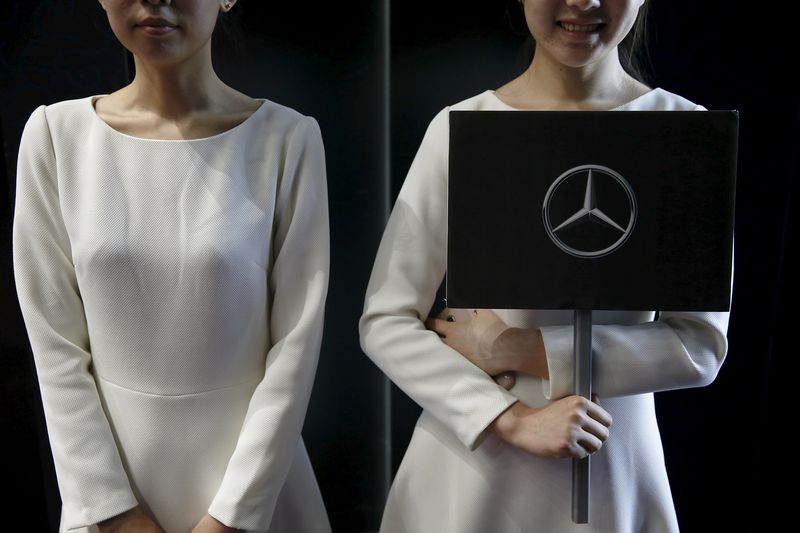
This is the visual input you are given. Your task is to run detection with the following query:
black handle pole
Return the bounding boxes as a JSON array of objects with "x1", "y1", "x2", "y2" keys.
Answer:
[{"x1": 572, "y1": 309, "x2": 593, "y2": 523}]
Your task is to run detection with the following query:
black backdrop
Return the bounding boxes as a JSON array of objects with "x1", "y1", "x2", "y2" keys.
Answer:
[{"x1": 1, "y1": 1, "x2": 795, "y2": 532}]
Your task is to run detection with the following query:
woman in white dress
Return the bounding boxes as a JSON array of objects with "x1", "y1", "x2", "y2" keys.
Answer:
[
  {"x1": 13, "y1": 1, "x2": 330, "y2": 532},
  {"x1": 360, "y1": 1, "x2": 730, "y2": 531}
]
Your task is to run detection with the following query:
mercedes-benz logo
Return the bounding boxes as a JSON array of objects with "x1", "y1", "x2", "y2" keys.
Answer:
[{"x1": 542, "y1": 164, "x2": 637, "y2": 258}]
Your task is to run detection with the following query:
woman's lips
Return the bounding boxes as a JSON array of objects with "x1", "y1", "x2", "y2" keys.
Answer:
[
  {"x1": 136, "y1": 18, "x2": 178, "y2": 36},
  {"x1": 557, "y1": 21, "x2": 604, "y2": 33},
  {"x1": 137, "y1": 25, "x2": 177, "y2": 35},
  {"x1": 556, "y1": 21, "x2": 605, "y2": 40},
  {"x1": 560, "y1": 22, "x2": 600, "y2": 32}
]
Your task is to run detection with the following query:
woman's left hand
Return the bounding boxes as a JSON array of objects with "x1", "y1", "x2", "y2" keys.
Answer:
[
  {"x1": 426, "y1": 308, "x2": 513, "y2": 375},
  {"x1": 191, "y1": 514, "x2": 243, "y2": 533},
  {"x1": 426, "y1": 308, "x2": 549, "y2": 381}
]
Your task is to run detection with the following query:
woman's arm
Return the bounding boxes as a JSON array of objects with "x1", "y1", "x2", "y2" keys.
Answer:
[
  {"x1": 205, "y1": 116, "x2": 329, "y2": 530},
  {"x1": 429, "y1": 308, "x2": 729, "y2": 400},
  {"x1": 540, "y1": 311, "x2": 729, "y2": 400},
  {"x1": 359, "y1": 108, "x2": 521, "y2": 450},
  {"x1": 13, "y1": 106, "x2": 139, "y2": 528}
]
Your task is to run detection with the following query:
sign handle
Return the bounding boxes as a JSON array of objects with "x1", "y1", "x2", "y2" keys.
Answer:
[{"x1": 572, "y1": 309, "x2": 593, "y2": 523}]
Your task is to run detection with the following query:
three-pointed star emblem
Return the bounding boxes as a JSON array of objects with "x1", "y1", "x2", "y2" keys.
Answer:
[{"x1": 542, "y1": 164, "x2": 638, "y2": 258}]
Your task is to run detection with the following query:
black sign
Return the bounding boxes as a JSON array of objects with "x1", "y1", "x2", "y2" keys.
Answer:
[{"x1": 447, "y1": 111, "x2": 738, "y2": 311}]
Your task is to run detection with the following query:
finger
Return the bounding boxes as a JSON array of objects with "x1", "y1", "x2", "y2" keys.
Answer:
[
  {"x1": 566, "y1": 440, "x2": 592, "y2": 459},
  {"x1": 493, "y1": 371, "x2": 516, "y2": 390},
  {"x1": 448, "y1": 308, "x2": 477, "y2": 323},
  {"x1": 425, "y1": 318, "x2": 452, "y2": 336},
  {"x1": 585, "y1": 401, "x2": 613, "y2": 427},
  {"x1": 581, "y1": 416, "x2": 610, "y2": 442},
  {"x1": 577, "y1": 432, "x2": 604, "y2": 455},
  {"x1": 592, "y1": 393, "x2": 601, "y2": 405},
  {"x1": 475, "y1": 308, "x2": 500, "y2": 320},
  {"x1": 425, "y1": 320, "x2": 445, "y2": 337}
]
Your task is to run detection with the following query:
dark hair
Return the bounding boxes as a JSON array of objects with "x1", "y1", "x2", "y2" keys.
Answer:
[
  {"x1": 505, "y1": 0, "x2": 652, "y2": 84},
  {"x1": 618, "y1": 2, "x2": 651, "y2": 83}
]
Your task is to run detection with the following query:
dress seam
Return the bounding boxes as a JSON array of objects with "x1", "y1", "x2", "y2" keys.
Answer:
[{"x1": 95, "y1": 374, "x2": 261, "y2": 397}]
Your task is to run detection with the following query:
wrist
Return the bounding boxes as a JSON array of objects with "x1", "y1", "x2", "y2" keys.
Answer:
[
  {"x1": 97, "y1": 506, "x2": 145, "y2": 532},
  {"x1": 492, "y1": 401, "x2": 536, "y2": 443},
  {"x1": 493, "y1": 327, "x2": 549, "y2": 378},
  {"x1": 478, "y1": 319, "x2": 511, "y2": 359}
]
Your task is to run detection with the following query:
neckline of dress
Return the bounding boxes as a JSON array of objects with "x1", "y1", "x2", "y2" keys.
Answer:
[
  {"x1": 87, "y1": 95, "x2": 269, "y2": 143},
  {"x1": 486, "y1": 87, "x2": 662, "y2": 111}
]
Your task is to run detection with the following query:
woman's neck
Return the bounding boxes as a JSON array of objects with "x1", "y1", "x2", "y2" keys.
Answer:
[
  {"x1": 496, "y1": 49, "x2": 650, "y2": 111},
  {"x1": 92, "y1": 43, "x2": 261, "y2": 140},
  {"x1": 117, "y1": 44, "x2": 239, "y2": 118}
]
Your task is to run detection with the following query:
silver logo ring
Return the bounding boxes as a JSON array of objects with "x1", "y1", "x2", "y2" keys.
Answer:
[{"x1": 542, "y1": 164, "x2": 637, "y2": 258}]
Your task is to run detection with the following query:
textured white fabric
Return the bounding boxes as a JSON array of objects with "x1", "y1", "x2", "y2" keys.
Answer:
[
  {"x1": 14, "y1": 97, "x2": 331, "y2": 533},
  {"x1": 360, "y1": 89, "x2": 730, "y2": 533}
]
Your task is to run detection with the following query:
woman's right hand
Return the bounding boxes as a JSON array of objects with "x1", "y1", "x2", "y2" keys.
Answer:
[
  {"x1": 492, "y1": 397, "x2": 612, "y2": 459},
  {"x1": 97, "y1": 506, "x2": 165, "y2": 533}
]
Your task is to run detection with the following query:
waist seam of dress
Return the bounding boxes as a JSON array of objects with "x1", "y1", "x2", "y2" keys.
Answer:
[{"x1": 95, "y1": 373, "x2": 262, "y2": 398}]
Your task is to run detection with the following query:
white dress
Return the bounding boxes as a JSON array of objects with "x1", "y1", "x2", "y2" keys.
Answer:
[
  {"x1": 13, "y1": 97, "x2": 332, "y2": 533},
  {"x1": 359, "y1": 89, "x2": 730, "y2": 533}
]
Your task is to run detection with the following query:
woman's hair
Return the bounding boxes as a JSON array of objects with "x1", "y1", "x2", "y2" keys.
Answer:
[
  {"x1": 505, "y1": 0, "x2": 653, "y2": 84},
  {"x1": 617, "y1": 2, "x2": 651, "y2": 82}
]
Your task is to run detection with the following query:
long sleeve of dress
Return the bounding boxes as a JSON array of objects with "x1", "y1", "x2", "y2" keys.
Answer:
[
  {"x1": 540, "y1": 311, "x2": 729, "y2": 400},
  {"x1": 359, "y1": 108, "x2": 519, "y2": 451},
  {"x1": 12, "y1": 106, "x2": 139, "y2": 529},
  {"x1": 207, "y1": 117, "x2": 330, "y2": 530}
]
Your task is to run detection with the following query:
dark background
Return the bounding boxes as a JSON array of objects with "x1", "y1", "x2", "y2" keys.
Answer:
[{"x1": 1, "y1": 1, "x2": 795, "y2": 532}]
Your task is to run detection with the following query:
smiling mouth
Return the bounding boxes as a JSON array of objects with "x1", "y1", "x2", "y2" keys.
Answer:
[{"x1": 558, "y1": 22, "x2": 604, "y2": 32}]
